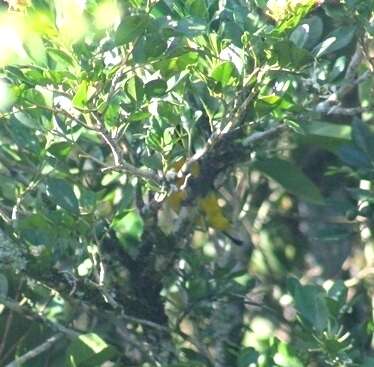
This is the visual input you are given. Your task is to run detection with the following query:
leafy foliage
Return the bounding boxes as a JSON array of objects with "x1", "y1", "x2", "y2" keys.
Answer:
[{"x1": 0, "y1": 0, "x2": 373, "y2": 366}]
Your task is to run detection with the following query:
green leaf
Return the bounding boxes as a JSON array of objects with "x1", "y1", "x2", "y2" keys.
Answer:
[
  {"x1": 104, "y1": 99, "x2": 121, "y2": 127},
  {"x1": 79, "y1": 188, "x2": 97, "y2": 211},
  {"x1": 5, "y1": 66, "x2": 30, "y2": 84},
  {"x1": 112, "y1": 211, "x2": 144, "y2": 246},
  {"x1": 289, "y1": 24, "x2": 309, "y2": 48},
  {"x1": 46, "y1": 177, "x2": 80, "y2": 215},
  {"x1": 273, "y1": 1, "x2": 315, "y2": 35},
  {"x1": 313, "y1": 26, "x2": 356, "y2": 57},
  {"x1": 254, "y1": 95, "x2": 283, "y2": 115},
  {"x1": 276, "y1": 342, "x2": 304, "y2": 367},
  {"x1": 145, "y1": 79, "x2": 168, "y2": 98},
  {"x1": 185, "y1": 0, "x2": 208, "y2": 19},
  {"x1": 211, "y1": 61, "x2": 236, "y2": 87},
  {"x1": 66, "y1": 333, "x2": 117, "y2": 367},
  {"x1": 303, "y1": 121, "x2": 351, "y2": 141},
  {"x1": 0, "y1": 175, "x2": 17, "y2": 201},
  {"x1": 329, "y1": 56, "x2": 346, "y2": 81},
  {"x1": 47, "y1": 142, "x2": 73, "y2": 159},
  {"x1": 156, "y1": 51, "x2": 199, "y2": 78},
  {"x1": 273, "y1": 41, "x2": 312, "y2": 68},
  {"x1": 237, "y1": 347, "x2": 259, "y2": 367},
  {"x1": 125, "y1": 75, "x2": 144, "y2": 102},
  {"x1": 337, "y1": 145, "x2": 371, "y2": 168},
  {"x1": 259, "y1": 95, "x2": 281, "y2": 105},
  {"x1": 174, "y1": 17, "x2": 207, "y2": 37},
  {"x1": 115, "y1": 15, "x2": 150, "y2": 46},
  {"x1": 16, "y1": 213, "x2": 55, "y2": 248},
  {"x1": 351, "y1": 118, "x2": 374, "y2": 161},
  {"x1": 128, "y1": 110, "x2": 151, "y2": 121},
  {"x1": 291, "y1": 281, "x2": 329, "y2": 331},
  {"x1": 303, "y1": 16, "x2": 323, "y2": 49},
  {"x1": 44, "y1": 70, "x2": 77, "y2": 85},
  {"x1": 290, "y1": 16, "x2": 323, "y2": 50},
  {"x1": 24, "y1": 68, "x2": 50, "y2": 86},
  {"x1": 221, "y1": 20, "x2": 243, "y2": 47},
  {"x1": 253, "y1": 158, "x2": 324, "y2": 204},
  {"x1": 72, "y1": 80, "x2": 88, "y2": 108},
  {"x1": 47, "y1": 48, "x2": 75, "y2": 67},
  {"x1": 144, "y1": 34, "x2": 168, "y2": 59},
  {"x1": 9, "y1": 117, "x2": 43, "y2": 154},
  {"x1": 24, "y1": 33, "x2": 47, "y2": 66},
  {"x1": 23, "y1": 88, "x2": 48, "y2": 107}
]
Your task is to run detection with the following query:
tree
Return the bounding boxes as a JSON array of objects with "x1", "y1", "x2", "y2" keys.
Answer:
[{"x1": 0, "y1": 0, "x2": 373, "y2": 366}]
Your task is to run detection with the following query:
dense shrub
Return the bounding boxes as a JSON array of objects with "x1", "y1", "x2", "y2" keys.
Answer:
[{"x1": 0, "y1": 0, "x2": 373, "y2": 366}]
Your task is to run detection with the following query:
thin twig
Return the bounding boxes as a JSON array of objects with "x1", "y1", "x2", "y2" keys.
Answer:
[
  {"x1": 90, "y1": 112, "x2": 162, "y2": 184},
  {"x1": 23, "y1": 101, "x2": 100, "y2": 132},
  {"x1": 98, "y1": 127, "x2": 121, "y2": 166},
  {"x1": 5, "y1": 334, "x2": 63, "y2": 367},
  {"x1": 101, "y1": 164, "x2": 161, "y2": 185},
  {"x1": 120, "y1": 313, "x2": 169, "y2": 333},
  {"x1": 0, "y1": 295, "x2": 79, "y2": 339},
  {"x1": 84, "y1": 279, "x2": 119, "y2": 309},
  {"x1": 101, "y1": 37, "x2": 141, "y2": 116},
  {"x1": 0, "y1": 327, "x2": 32, "y2": 366}
]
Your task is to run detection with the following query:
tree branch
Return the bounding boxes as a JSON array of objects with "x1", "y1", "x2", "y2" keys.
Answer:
[
  {"x1": 242, "y1": 124, "x2": 287, "y2": 147},
  {"x1": 90, "y1": 113, "x2": 162, "y2": 185},
  {"x1": 5, "y1": 334, "x2": 63, "y2": 367},
  {"x1": 180, "y1": 68, "x2": 261, "y2": 177},
  {"x1": 315, "y1": 44, "x2": 370, "y2": 114},
  {"x1": 100, "y1": 163, "x2": 162, "y2": 185},
  {"x1": 0, "y1": 295, "x2": 79, "y2": 339}
]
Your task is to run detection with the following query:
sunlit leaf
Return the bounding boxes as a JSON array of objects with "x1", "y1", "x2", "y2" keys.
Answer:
[
  {"x1": 211, "y1": 61, "x2": 236, "y2": 87},
  {"x1": 72, "y1": 80, "x2": 88, "y2": 108},
  {"x1": 66, "y1": 333, "x2": 117, "y2": 367},
  {"x1": 115, "y1": 15, "x2": 150, "y2": 46},
  {"x1": 112, "y1": 211, "x2": 144, "y2": 248}
]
